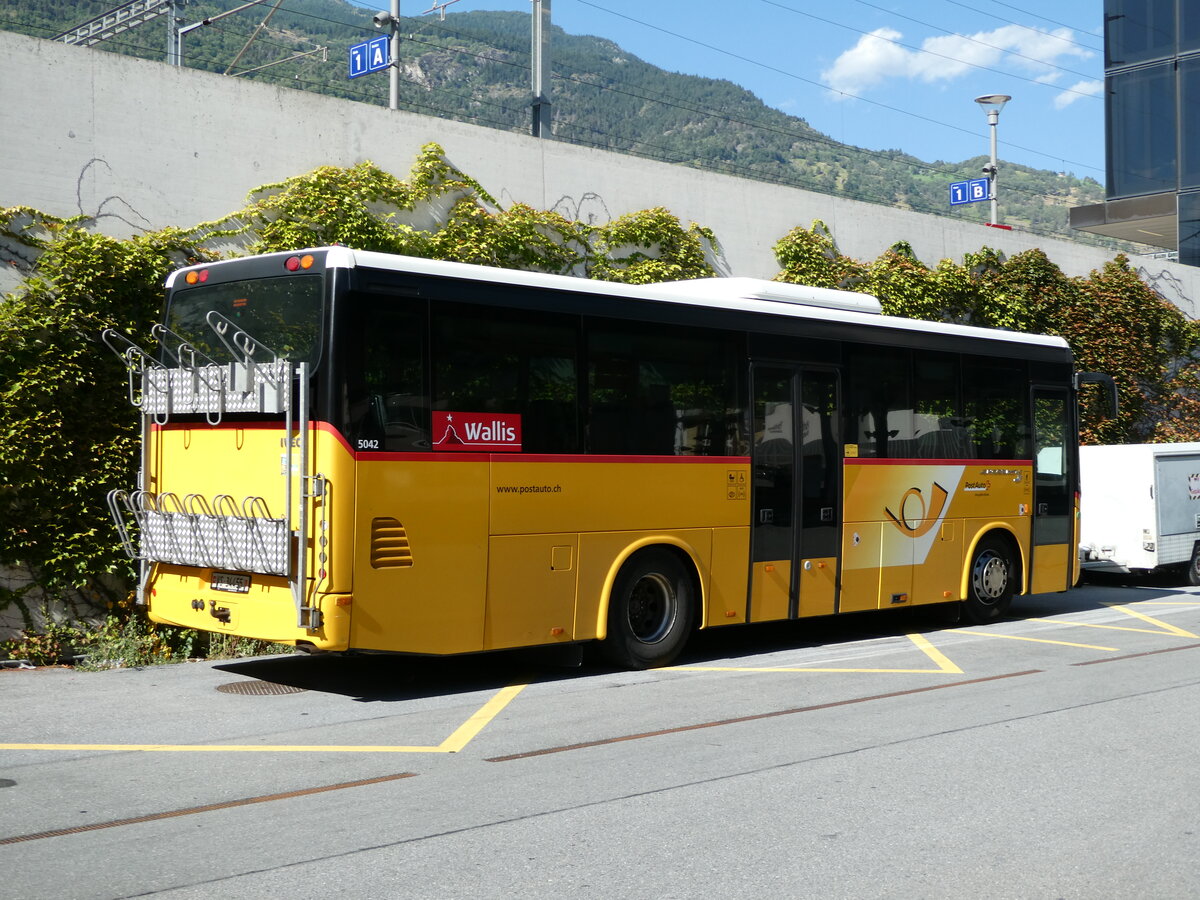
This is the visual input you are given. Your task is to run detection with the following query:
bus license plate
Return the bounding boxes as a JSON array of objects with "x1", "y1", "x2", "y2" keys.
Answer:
[{"x1": 211, "y1": 572, "x2": 251, "y2": 594}]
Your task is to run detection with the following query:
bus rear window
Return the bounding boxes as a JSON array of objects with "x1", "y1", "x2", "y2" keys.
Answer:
[{"x1": 165, "y1": 274, "x2": 323, "y2": 366}]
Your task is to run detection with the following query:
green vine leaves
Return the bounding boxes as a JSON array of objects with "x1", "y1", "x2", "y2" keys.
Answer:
[
  {"x1": 774, "y1": 221, "x2": 1200, "y2": 445},
  {"x1": 1, "y1": 147, "x2": 1196, "y2": 607}
]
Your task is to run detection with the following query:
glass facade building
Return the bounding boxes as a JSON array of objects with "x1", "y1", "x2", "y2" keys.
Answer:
[{"x1": 1071, "y1": 0, "x2": 1200, "y2": 265}]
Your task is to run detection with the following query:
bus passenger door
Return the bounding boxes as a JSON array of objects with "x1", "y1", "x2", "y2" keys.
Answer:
[
  {"x1": 750, "y1": 365, "x2": 841, "y2": 621},
  {"x1": 1030, "y1": 388, "x2": 1075, "y2": 593}
]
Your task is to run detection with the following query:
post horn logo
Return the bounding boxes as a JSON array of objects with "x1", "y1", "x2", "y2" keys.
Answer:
[{"x1": 885, "y1": 482, "x2": 949, "y2": 538}]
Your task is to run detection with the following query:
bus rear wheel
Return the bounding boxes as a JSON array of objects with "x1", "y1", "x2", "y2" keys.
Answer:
[
  {"x1": 963, "y1": 535, "x2": 1015, "y2": 624},
  {"x1": 602, "y1": 550, "x2": 695, "y2": 670}
]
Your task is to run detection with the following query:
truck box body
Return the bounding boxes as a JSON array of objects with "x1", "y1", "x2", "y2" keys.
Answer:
[{"x1": 1079, "y1": 442, "x2": 1200, "y2": 574}]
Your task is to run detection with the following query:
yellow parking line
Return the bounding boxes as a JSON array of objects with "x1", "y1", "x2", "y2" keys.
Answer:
[
  {"x1": 673, "y1": 633, "x2": 962, "y2": 675},
  {"x1": 0, "y1": 680, "x2": 530, "y2": 755},
  {"x1": 908, "y1": 633, "x2": 963, "y2": 673},
  {"x1": 437, "y1": 681, "x2": 530, "y2": 752},
  {"x1": 947, "y1": 629, "x2": 1118, "y2": 651},
  {"x1": 1053, "y1": 610, "x2": 1199, "y2": 639},
  {"x1": 1104, "y1": 603, "x2": 1199, "y2": 638},
  {"x1": 0, "y1": 743, "x2": 444, "y2": 753}
]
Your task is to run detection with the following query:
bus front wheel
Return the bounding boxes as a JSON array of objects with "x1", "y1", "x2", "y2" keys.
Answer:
[
  {"x1": 602, "y1": 550, "x2": 695, "y2": 670},
  {"x1": 963, "y1": 535, "x2": 1015, "y2": 624}
]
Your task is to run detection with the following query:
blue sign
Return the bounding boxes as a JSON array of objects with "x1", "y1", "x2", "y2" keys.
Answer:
[
  {"x1": 349, "y1": 36, "x2": 390, "y2": 79},
  {"x1": 949, "y1": 178, "x2": 991, "y2": 206}
]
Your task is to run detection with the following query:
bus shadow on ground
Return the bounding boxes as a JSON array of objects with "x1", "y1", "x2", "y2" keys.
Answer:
[
  {"x1": 213, "y1": 609, "x2": 955, "y2": 702},
  {"x1": 212, "y1": 584, "x2": 1188, "y2": 701}
]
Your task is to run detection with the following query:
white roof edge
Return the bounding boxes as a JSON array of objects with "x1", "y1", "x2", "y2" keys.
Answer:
[
  {"x1": 651, "y1": 276, "x2": 882, "y2": 314},
  {"x1": 326, "y1": 245, "x2": 356, "y2": 269},
  {"x1": 172, "y1": 247, "x2": 1069, "y2": 352}
]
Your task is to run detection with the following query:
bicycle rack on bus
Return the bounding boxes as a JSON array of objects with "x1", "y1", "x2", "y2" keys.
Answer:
[{"x1": 103, "y1": 318, "x2": 323, "y2": 631}]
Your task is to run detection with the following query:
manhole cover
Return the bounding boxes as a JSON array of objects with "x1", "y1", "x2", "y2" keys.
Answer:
[{"x1": 215, "y1": 680, "x2": 306, "y2": 696}]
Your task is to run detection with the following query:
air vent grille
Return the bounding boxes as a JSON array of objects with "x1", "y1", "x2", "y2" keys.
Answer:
[{"x1": 370, "y1": 517, "x2": 413, "y2": 568}]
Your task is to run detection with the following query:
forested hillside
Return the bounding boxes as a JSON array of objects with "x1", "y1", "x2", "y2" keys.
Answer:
[{"x1": 5, "y1": 0, "x2": 1113, "y2": 244}]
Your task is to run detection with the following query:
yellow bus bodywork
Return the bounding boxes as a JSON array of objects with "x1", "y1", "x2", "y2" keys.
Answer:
[{"x1": 146, "y1": 423, "x2": 1064, "y2": 655}]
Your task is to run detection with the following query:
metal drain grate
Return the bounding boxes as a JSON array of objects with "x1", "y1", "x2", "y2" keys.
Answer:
[{"x1": 215, "y1": 680, "x2": 307, "y2": 696}]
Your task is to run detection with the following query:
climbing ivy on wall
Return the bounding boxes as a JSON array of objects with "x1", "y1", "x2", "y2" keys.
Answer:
[
  {"x1": 0, "y1": 143, "x2": 718, "y2": 621},
  {"x1": 1, "y1": 145, "x2": 1197, "y2": 638},
  {"x1": 774, "y1": 221, "x2": 1200, "y2": 445}
]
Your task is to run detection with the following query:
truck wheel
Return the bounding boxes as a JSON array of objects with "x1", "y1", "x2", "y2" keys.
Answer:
[
  {"x1": 602, "y1": 550, "x2": 695, "y2": 669},
  {"x1": 963, "y1": 535, "x2": 1015, "y2": 624},
  {"x1": 1188, "y1": 546, "x2": 1200, "y2": 587}
]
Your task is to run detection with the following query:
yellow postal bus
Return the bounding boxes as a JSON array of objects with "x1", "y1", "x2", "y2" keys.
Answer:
[{"x1": 106, "y1": 247, "x2": 1093, "y2": 668}]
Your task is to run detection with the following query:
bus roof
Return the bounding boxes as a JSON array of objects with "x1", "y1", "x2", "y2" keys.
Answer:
[{"x1": 170, "y1": 247, "x2": 1070, "y2": 352}]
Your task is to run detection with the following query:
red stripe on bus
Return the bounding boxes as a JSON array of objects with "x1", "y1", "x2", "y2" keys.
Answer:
[
  {"x1": 355, "y1": 453, "x2": 753, "y2": 464},
  {"x1": 844, "y1": 457, "x2": 1028, "y2": 466}
]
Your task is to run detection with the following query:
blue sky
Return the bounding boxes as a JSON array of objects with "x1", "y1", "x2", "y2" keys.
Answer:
[{"x1": 371, "y1": 0, "x2": 1105, "y2": 183}]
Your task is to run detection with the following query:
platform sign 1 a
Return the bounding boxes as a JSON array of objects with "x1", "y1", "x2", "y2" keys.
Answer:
[
  {"x1": 349, "y1": 35, "x2": 390, "y2": 79},
  {"x1": 949, "y1": 178, "x2": 991, "y2": 206}
]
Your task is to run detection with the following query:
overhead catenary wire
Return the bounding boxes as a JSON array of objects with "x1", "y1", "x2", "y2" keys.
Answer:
[
  {"x1": 7, "y1": 5, "x2": 1116, "y2": 244},
  {"x1": 575, "y1": 0, "x2": 1104, "y2": 176},
  {"x1": 841, "y1": 0, "x2": 1099, "y2": 79},
  {"x1": 939, "y1": 0, "x2": 1104, "y2": 48},
  {"x1": 164, "y1": 0, "x2": 1109, "y2": 182}
]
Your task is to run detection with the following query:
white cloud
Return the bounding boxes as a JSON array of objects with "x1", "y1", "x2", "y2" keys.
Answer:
[
  {"x1": 821, "y1": 24, "x2": 1093, "y2": 98},
  {"x1": 1054, "y1": 79, "x2": 1104, "y2": 109},
  {"x1": 819, "y1": 28, "x2": 909, "y2": 97}
]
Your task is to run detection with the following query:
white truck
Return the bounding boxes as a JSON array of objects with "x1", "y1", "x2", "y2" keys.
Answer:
[{"x1": 1079, "y1": 442, "x2": 1200, "y2": 582}]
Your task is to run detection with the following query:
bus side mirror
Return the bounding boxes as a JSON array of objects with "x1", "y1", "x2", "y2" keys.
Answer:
[{"x1": 1076, "y1": 371, "x2": 1118, "y2": 419}]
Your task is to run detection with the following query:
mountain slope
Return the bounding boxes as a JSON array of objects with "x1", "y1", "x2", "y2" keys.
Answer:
[{"x1": 4, "y1": 1, "x2": 1112, "y2": 245}]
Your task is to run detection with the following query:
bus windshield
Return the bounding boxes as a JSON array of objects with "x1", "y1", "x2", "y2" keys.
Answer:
[{"x1": 165, "y1": 274, "x2": 324, "y2": 366}]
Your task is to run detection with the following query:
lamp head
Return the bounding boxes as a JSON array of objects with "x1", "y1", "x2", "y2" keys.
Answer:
[
  {"x1": 373, "y1": 10, "x2": 394, "y2": 28},
  {"x1": 974, "y1": 94, "x2": 1012, "y2": 116}
]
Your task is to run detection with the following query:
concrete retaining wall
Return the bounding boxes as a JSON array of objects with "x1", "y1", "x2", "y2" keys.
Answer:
[{"x1": 2, "y1": 29, "x2": 1197, "y2": 315}]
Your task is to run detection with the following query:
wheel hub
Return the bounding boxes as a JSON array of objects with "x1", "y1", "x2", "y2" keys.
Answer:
[
  {"x1": 973, "y1": 551, "x2": 1008, "y2": 602},
  {"x1": 627, "y1": 573, "x2": 676, "y2": 643}
]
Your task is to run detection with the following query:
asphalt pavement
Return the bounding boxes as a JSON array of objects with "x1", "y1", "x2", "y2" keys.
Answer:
[{"x1": 3, "y1": 578, "x2": 1200, "y2": 899}]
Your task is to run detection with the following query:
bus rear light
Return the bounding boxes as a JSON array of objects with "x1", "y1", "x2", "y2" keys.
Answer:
[
  {"x1": 335, "y1": 596, "x2": 352, "y2": 607},
  {"x1": 284, "y1": 254, "x2": 316, "y2": 272},
  {"x1": 184, "y1": 269, "x2": 209, "y2": 285}
]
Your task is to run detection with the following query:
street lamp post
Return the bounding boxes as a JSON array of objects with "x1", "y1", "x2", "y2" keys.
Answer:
[
  {"x1": 372, "y1": 3, "x2": 400, "y2": 110},
  {"x1": 974, "y1": 93, "x2": 1011, "y2": 226}
]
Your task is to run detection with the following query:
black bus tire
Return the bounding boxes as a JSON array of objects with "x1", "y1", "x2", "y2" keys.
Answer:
[
  {"x1": 1187, "y1": 546, "x2": 1200, "y2": 586},
  {"x1": 602, "y1": 549, "x2": 695, "y2": 670},
  {"x1": 962, "y1": 535, "x2": 1016, "y2": 624}
]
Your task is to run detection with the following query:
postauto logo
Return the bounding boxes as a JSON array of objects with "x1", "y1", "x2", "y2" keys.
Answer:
[{"x1": 432, "y1": 412, "x2": 522, "y2": 452}]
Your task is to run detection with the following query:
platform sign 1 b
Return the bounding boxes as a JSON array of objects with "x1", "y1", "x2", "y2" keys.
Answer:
[
  {"x1": 949, "y1": 178, "x2": 991, "y2": 206},
  {"x1": 349, "y1": 36, "x2": 390, "y2": 79}
]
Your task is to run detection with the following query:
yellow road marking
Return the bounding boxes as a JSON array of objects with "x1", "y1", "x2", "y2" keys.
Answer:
[
  {"x1": 1051, "y1": 606, "x2": 1199, "y2": 639},
  {"x1": 1056, "y1": 622, "x2": 1180, "y2": 637},
  {"x1": 947, "y1": 629, "x2": 1118, "y2": 651},
  {"x1": 673, "y1": 633, "x2": 962, "y2": 674},
  {"x1": 1104, "y1": 603, "x2": 1199, "y2": 638},
  {"x1": 0, "y1": 680, "x2": 530, "y2": 755},
  {"x1": 437, "y1": 681, "x2": 529, "y2": 752},
  {"x1": 907, "y1": 633, "x2": 963, "y2": 673}
]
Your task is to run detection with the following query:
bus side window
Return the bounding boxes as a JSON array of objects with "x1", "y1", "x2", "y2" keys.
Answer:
[
  {"x1": 847, "y1": 346, "x2": 912, "y2": 458},
  {"x1": 962, "y1": 357, "x2": 1031, "y2": 460},
  {"x1": 433, "y1": 303, "x2": 579, "y2": 454},
  {"x1": 345, "y1": 297, "x2": 430, "y2": 452},
  {"x1": 586, "y1": 321, "x2": 744, "y2": 457},
  {"x1": 912, "y1": 351, "x2": 967, "y2": 459}
]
